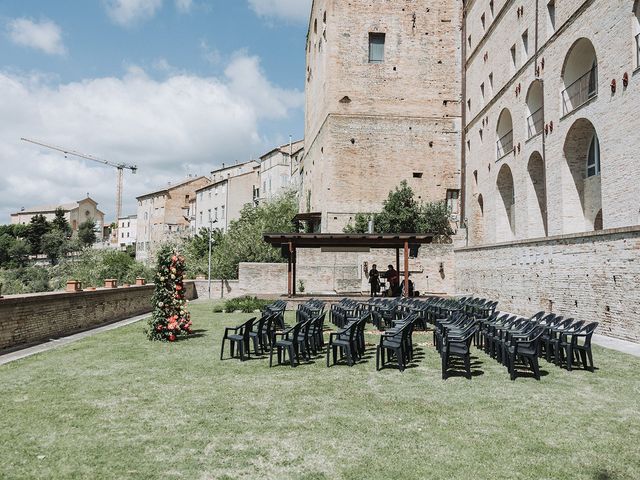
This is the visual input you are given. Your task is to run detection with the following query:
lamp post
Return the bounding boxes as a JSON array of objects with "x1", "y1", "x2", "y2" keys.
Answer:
[{"x1": 207, "y1": 217, "x2": 218, "y2": 299}]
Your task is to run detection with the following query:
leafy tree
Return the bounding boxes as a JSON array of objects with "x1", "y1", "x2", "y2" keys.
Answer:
[
  {"x1": 26, "y1": 214, "x2": 51, "y2": 254},
  {"x1": 344, "y1": 181, "x2": 454, "y2": 239},
  {"x1": 78, "y1": 219, "x2": 97, "y2": 246},
  {"x1": 12, "y1": 223, "x2": 29, "y2": 239},
  {"x1": 52, "y1": 208, "x2": 72, "y2": 237},
  {"x1": 0, "y1": 233, "x2": 15, "y2": 266},
  {"x1": 41, "y1": 230, "x2": 67, "y2": 265},
  {"x1": 7, "y1": 239, "x2": 30, "y2": 268}
]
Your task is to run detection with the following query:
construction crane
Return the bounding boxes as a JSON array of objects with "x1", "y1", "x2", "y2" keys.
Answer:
[{"x1": 20, "y1": 137, "x2": 137, "y2": 231}]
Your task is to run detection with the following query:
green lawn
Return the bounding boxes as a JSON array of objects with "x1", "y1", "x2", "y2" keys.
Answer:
[{"x1": 1, "y1": 301, "x2": 639, "y2": 479}]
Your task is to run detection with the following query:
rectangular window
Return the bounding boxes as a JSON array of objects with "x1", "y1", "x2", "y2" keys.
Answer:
[
  {"x1": 446, "y1": 190, "x2": 460, "y2": 215},
  {"x1": 368, "y1": 32, "x2": 385, "y2": 63},
  {"x1": 522, "y1": 30, "x2": 529, "y2": 58}
]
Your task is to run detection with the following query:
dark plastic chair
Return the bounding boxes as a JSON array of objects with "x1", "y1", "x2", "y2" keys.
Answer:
[
  {"x1": 558, "y1": 322, "x2": 598, "y2": 371},
  {"x1": 506, "y1": 326, "x2": 546, "y2": 380},
  {"x1": 220, "y1": 317, "x2": 256, "y2": 361},
  {"x1": 326, "y1": 321, "x2": 359, "y2": 367},
  {"x1": 269, "y1": 322, "x2": 303, "y2": 368},
  {"x1": 441, "y1": 325, "x2": 477, "y2": 380},
  {"x1": 376, "y1": 323, "x2": 412, "y2": 371}
]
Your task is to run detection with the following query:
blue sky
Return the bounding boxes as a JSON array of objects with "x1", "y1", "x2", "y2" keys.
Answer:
[{"x1": 0, "y1": 0, "x2": 311, "y2": 221}]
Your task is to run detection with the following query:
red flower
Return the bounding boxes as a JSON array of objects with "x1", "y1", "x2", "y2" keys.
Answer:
[{"x1": 168, "y1": 334, "x2": 176, "y2": 342}]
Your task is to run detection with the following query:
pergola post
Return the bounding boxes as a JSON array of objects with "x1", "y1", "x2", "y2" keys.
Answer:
[
  {"x1": 287, "y1": 241, "x2": 293, "y2": 297},
  {"x1": 292, "y1": 246, "x2": 297, "y2": 296},
  {"x1": 403, "y1": 241, "x2": 409, "y2": 297},
  {"x1": 395, "y1": 248, "x2": 400, "y2": 275}
]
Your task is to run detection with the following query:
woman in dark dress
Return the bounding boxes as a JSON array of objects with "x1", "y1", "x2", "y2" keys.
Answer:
[{"x1": 369, "y1": 264, "x2": 381, "y2": 297}]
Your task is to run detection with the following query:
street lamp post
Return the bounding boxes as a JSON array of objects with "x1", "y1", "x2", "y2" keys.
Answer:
[{"x1": 207, "y1": 217, "x2": 218, "y2": 299}]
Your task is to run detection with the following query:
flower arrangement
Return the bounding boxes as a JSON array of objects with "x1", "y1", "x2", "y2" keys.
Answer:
[{"x1": 147, "y1": 245, "x2": 193, "y2": 341}]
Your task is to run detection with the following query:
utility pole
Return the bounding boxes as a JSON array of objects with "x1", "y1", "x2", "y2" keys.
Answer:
[{"x1": 207, "y1": 216, "x2": 218, "y2": 299}]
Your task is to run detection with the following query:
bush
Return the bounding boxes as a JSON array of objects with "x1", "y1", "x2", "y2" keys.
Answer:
[
  {"x1": 0, "y1": 266, "x2": 53, "y2": 295},
  {"x1": 223, "y1": 296, "x2": 271, "y2": 313}
]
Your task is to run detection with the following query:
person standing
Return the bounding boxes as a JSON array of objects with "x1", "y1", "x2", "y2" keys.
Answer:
[
  {"x1": 385, "y1": 265, "x2": 399, "y2": 296},
  {"x1": 369, "y1": 264, "x2": 380, "y2": 297}
]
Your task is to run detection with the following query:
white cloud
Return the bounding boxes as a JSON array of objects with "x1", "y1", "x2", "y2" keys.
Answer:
[
  {"x1": 5, "y1": 18, "x2": 67, "y2": 56},
  {"x1": 103, "y1": 0, "x2": 163, "y2": 26},
  {"x1": 248, "y1": 0, "x2": 312, "y2": 23},
  {"x1": 0, "y1": 55, "x2": 303, "y2": 222},
  {"x1": 175, "y1": 0, "x2": 193, "y2": 13}
]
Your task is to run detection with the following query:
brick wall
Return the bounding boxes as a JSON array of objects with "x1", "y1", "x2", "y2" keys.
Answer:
[
  {"x1": 455, "y1": 227, "x2": 640, "y2": 342},
  {"x1": 0, "y1": 282, "x2": 197, "y2": 352}
]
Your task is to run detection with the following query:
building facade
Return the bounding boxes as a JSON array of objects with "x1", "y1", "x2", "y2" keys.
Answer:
[
  {"x1": 302, "y1": 0, "x2": 463, "y2": 233},
  {"x1": 259, "y1": 140, "x2": 304, "y2": 202},
  {"x1": 11, "y1": 197, "x2": 105, "y2": 237},
  {"x1": 135, "y1": 176, "x2": 210, "y2": 263},
  {"x1": 456, "y1": 0, "x2": 640, "y2": 342},
  {"x1": 194, "y1": 161, "x2": 259, "y2": 233},
  {"x1": 117, "y1": 215, "x2": 137, "y2": 248}
]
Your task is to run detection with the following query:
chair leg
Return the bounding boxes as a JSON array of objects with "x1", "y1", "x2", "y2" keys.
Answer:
[
  {"x1": 567, "y1": 345, "x2": 573, "y2": 371},
  {"x1": 288, "y1": 345, "x2": 295, "y2": 368},
  {"x1": 269, "y1": 345, "x2": 274, "y2": 367},
  {"x1": 532, "y1": 355, "x2": 540, "y2": 380},
  {"x1": 230, "y1": 342, "x2": 235, "y2": 359},
  {"x1": 587, "y1": 349, "x2": 594, "y2": 372},
  {"x1": 220, "y1": 338, "x2": 225, "y2": 360},
  {"x1": 326, "y1": 346, "x2": 331, "y2": 367},
  {"x1": 510, "y1": 354, "x2": 517, "y2": 381},
  {"x1": 441, "y1": 352, "x2": 448, "y2": 380},
  {"x1": 464, "y1": 354, "x2": 471, "y2": 380}
]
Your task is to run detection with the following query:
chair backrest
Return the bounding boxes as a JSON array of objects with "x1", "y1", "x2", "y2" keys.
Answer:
[
  {"x1": 579, "y1": 322, "x2": 599, "y2": 347},
  {"x1": 242, "y1": 317, "x2": 257, "y2": 339},
  {"x1": 529, "y1": 311, "x2": 545, "y2": 322}
]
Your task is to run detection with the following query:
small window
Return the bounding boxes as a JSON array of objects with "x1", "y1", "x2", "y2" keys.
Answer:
[
  {"x1": 586, "y1": 134, "x2": 601, "y2": 177},
  {"x1": 522, "y1": 30, "x2": 529, "y2": 58},
  {"x1": 489, "y1": 0, "x2": 494, "y2": 17},
  {"x1": 468, "y1": 35, "x2": 472, "y2": 48},
  {"x1": 510, "y1": 44, "x2": 517, "y2": 68},
  {"x1": 369, "y1": 33, "x2": 385, "y2": 63},
  {"x1": 481, "y1": 13, "x2": 486, "y2": 30},
  {"x1": 446, "y1": 189, "x2": 460, "y2": 215},
  {"x1": 413, "y1": 172, "x2": 423, "y2": 178},
  {"x1": 467, "y1": 98, "x2": 471, "y2": 111},
  {"x1": 547, "y1": 0, "x2": 556, "y2": 32},
  {"x1": 480, "y1": 82, "x2": 485, "y2": 98},
  {"x1": 488, "y1": 72, "x2": 494, "y2": 91}
]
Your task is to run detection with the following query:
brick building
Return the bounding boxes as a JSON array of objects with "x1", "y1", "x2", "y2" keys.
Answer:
[
  {"x1": 456, "y1": 0, "x2": 640, "y2": 342},
  {"x1": 135, "y1": 176, "x2": 210, "y2": 263},
  {"x1": 302, "y1": 0, "x2": 463, "y2": 233}
]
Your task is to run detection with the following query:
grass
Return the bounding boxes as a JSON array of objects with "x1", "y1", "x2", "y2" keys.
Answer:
[{"x1": 1, "y1": 301, "x2": 639, "y2": 479}]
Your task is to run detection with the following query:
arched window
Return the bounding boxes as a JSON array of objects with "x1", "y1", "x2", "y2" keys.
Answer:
[
  {"x1": 561, "y1": 38, "x2": 598, "y2": 115},
  {"x1": 496, "y1": 108, "x2": 514, "y2": 160},
  {"x1": 634, "y1": 2, "x2": 640, "y2": 68},
  {"x1": 586, "y1": 134, "x2": 600, "y2": 177}
]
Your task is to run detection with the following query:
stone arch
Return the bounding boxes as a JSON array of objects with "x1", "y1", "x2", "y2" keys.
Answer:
[
  {"x1": 561, "y1": 118, "x2": 603, "y2": 232},
  {"x1": 561, "y1": 38, "x2": 598, "y2": 114},
  {"x1": 496, "y1": 108, "x2": 514, "y2": 160},
  {"x1": 525, "y1": 80, "x2": 543, "y2": 138},
  {"x1": 496, "y1": 164, "x2": 516, "y2": 241},
  {"x1": 526, "y1": 151, "x2": 547, "y2": 237},
  {"x1": 634, "y1": 3, "x2": 640, "y2": 68},
  {"x1": 594, "y1": 209, "x2": 603, "y2": 231}
]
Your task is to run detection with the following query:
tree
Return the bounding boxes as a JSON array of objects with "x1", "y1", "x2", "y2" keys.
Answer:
[
  {"x1": 207, "y1": 191, "x2": 298, "y2": 279},
  {"x1": 41, "y1": 230, "x2": 67, "y2": 265},
  {"x1": 26, "y1": 214, "x2": 51, "y2": 254},
  {"x1": 52, "y1": 208, "x2": 72, "y2": 237},
  {"x1": 0, "y1": 233, "x2": 15, "y2": 267},
  {"x1": 7, "y1": 239, "x2": 30, "y2": 268},
  {"x1": 78, "y1": 219, "x2": 97, "y2": 246},
  {"x1": 344, "y1": 181, "x2": 454, "y2": 239}
]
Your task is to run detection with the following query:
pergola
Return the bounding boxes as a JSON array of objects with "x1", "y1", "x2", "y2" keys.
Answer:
[{"x1": 263, "y1": 233, "x2": 435, "y2": 297}]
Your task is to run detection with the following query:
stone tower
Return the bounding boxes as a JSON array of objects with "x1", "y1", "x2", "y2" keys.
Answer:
[{"x1": 302, "y1": 0, "x2": 463, "y2": 233}]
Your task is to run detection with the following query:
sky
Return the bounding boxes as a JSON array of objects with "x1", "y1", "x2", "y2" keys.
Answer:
[{"x1": 0, "y1": 0, "x2": 312, "y2": 223}]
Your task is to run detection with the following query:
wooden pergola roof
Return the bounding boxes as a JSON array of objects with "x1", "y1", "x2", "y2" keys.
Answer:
[{"x1": 263, "y1": 233, "x2": 434, "y2": 249}]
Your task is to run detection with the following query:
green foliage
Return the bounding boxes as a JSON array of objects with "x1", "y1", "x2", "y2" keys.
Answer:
[
  {"x1": 6, "y1": 239, "x2": 30, "y2": 268},
  {"x1": 78, "y1": 219, "x2": 97, "y2": 246},
  {"x1": 147, "y1": 245, "x2": 192, "y2": 341},
  {"x1": 0, "y1": 266, "x2": 52, "y2": 295},
  {"x1": 40, "y1": 230, "x2": 67, "y2": 265},
  {"x1": 52, "y1": 208, "x2": 72, "y2": 237},
  {"x1": 344, "y1": 181, "x2": 454, "y2": 240},
  {"x1": 223, "y1": 296, "x2": 271, "y2": 313},
  {"x1": 183, "y1": 191, "x2": 298, "y2": 279},
  {"x1": 51, "y1": 249, "x2": 154, "y2": 289},
  {"x1": 26, "y1": 214, "x2": 51, "y2": 254}
]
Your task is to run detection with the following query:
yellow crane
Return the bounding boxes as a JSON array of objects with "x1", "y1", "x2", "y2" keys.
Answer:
[{"x1": 20, "y1": 137, "x2": 138, "y2": 237}]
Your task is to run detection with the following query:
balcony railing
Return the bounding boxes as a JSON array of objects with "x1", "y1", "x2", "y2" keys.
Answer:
[
  {"x1": 561, "y1": 65, "x2": 598, "y2": 116},
  {"x1": 636, "y1": 33, "x2": 640, "y2": 70},
  {"x1": 496, "y1": 129, "x2": 513, "y2": 160},
  {"x1": 526, "y1": 107, "x2": 543, "y2": 139}
]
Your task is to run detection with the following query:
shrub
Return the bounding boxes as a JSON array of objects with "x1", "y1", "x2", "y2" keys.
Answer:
[{"x1": 223, "y1": 296, "x2": 271, "y2": 313}]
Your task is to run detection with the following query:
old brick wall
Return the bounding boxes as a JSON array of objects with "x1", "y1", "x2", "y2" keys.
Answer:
[
  {"x1": 0, "y1": 282, "x2": 197, "y2": 352},
  {"x1": 455, "y1": 227, "x2": 640, "y2": 342},
  {"x1": 304, "y1": 0, "x2": 463, "y2": 232}
]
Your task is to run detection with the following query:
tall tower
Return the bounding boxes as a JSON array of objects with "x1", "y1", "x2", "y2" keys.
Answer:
[{"x1": 302, "y1": 0, "x2": 463, "y2": 232}]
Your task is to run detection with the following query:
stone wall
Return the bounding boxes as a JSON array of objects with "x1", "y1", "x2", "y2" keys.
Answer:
[
  {"x1": 455, "y1": 227, "x2": 640, "y2": 342},
  {"x1": 0, "y1": 282, "x2": 197, "y2": 352}
]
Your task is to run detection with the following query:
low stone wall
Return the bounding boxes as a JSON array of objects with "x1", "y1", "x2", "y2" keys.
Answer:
[
  {"x1": 0, "y1": 282, "x2": 198, "y2": 352},
  {"x1": 455, "y1": 226, "x2": 640, "y2": 343}
]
